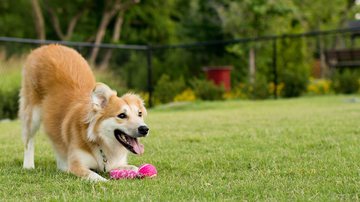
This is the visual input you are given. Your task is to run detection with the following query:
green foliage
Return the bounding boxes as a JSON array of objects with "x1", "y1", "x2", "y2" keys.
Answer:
[
  {"x1": 0, "y1": 0, "x2": 35, "y2": 38},
  {"x1": 0, "y1": 59, "x2": 22, "y2": 120},
  {"x1": 178, "y1": 0, "x2": 226, "y2": 42},
  {"x1": 306, "y1": 78, "x2": 332, "y2": 95},
  {"x1": 332, "y1": 69, "x2": 360, "y2": 94},
  {"x1": 190, "y1": 78, "x2": 225, "y2": 101},
  {"x1": 281, "y1": 71, "x2": 308, "y2": 97},
  {"x1": 94, "y1": 69, "x2": 127, "y2": 95},
  {"x1": 293, "y1": 0, "x2": 358, "y2": 30},
  {"x1": 0, "y1": 88, "x2": 19, "y2": 120},
  {"x1": 278, "y1": 37, "x2": 310, "y2": 98},
  {"x1": 251, "y1": 75, "x2": 271, "y2": 99},
  {"x1": 1, "y1": 0, "x2": 356, "y2": 43},
  {"x1": 153, "y1": 49, "x2": 196, "y2": 83},
  {"x1": 217, "y1": 0, "x2": 293, "y2": 38},
  {"x1": 43, "y1": 0, "x2": 98, "y2": 41},
  {"x1": 122, "y1": 0, "x2": 179, "y2": 45},
  {"x1": 109, "y1": 52, "x2": 148, "y2": 91},
  {"x1": 154, "y1": 74, "x2": 186, "y2": 104},
  {"x1": 1, "y1": 0, "x2": 360, "y2": 105}
]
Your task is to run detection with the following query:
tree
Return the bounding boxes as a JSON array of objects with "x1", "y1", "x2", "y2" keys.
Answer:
[
  {"x1": 181, "y1": 0, "x2": 226, "y2": 42},
  {"x1": 43, "y1": 0, "x2": 90, "y2": 41},
  {"x1": 121, "y1": 0, "x2": 180, "y2": 44},
  {"x1": 0, "y1": 1, "x2": 35, "y2": 38},
  {"x1": 88, "y1": 0, "x2": 140, "y2": 66},
  {"x1": 98, "y1": 11, "x2": 125, "y2": 69},
  {"x1": 30, "y1": 0, "x2": 46, "y2": 40},
  {"x1": 215, "y1": 0, "x2": 292, "y2": 83}
]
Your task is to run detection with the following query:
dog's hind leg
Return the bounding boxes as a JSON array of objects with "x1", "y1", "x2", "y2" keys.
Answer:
[{"x1": 20, "y1": 95, "x2": 41, "y2": 169}]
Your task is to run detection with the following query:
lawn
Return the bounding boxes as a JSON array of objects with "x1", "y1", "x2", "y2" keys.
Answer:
[{"x1": 0, "y1": 96, "x2": 360, "y2": 201}]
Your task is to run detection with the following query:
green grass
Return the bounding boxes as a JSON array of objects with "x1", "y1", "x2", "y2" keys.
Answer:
[{"x1": 0, "y1": 96, "x2": 360, "y2": 201}]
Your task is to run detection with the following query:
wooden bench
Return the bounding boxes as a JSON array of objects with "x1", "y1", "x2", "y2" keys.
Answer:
[{"x1": 325, "y1": 49, "x2": 360, "y2": 68}]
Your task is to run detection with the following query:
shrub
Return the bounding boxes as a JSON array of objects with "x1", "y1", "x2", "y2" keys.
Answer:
[
  {"x1": 0, "y1": 59, "x2": 22, "y2": 120},
  {"x1": 190, "y1": 79, "x2": 225, "y2": 101},
  {"x1": 174, "y1": 88, "x2": 196, "y2": 102},
  {"x1": 222, "y1": 91, "x2": 237, "y2": 100},
  {"x1": 268, "y1": 82, "x2": 285, "y2": 97},
  {"x1": 281, "y1": 71, "x2": 308, "y2": 98},
  {"x1": 277, "y1": 36, "x2": 311, "y2": 98},
  {"x1": 332, "y1": 69, "x2": 360, "y2": 94},
  {"x1": 0, "y1": 87, "x2": 20, "y2": 120},
  {"x1": 306, "y1": 78, "x2": 332, "y2": 95},
  {"x1": 250, "y1": 75, "x2": 271, "y2": 99},
  {"x1": 230, "y1": 83, "x2": 251, "y2": 99},
  {"x1": 226, "y1": 81, "x2": 285, "y2": 100},
  {"x1": 114, "y1": 52, "x2": 148, "y2": 90},
  {"x1": 154, "y1": 74, "x2": 186, "y2": 104}
]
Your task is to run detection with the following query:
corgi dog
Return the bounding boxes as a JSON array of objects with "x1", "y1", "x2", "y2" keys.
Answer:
[{"x1": 19, "y1": 44, "x2": 149, "y2": 181}]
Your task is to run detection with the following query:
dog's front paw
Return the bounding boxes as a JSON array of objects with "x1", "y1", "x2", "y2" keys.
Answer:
[
  {"x1": 87, "y1": 172, "x2": 108, "y2": 182},
  {"x1": 116, "y1": 165, "x2": 138, "y2": 171}
]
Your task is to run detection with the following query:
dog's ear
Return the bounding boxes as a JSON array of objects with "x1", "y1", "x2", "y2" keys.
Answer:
[{"x1": 91, "y1": 82, "x2": 117, "y2": 110}]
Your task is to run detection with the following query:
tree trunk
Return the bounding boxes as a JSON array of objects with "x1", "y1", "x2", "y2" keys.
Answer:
[
  {"x1": 319, "y1": 38, "x2": 328, "y2": 78},
  {"x1": 89, "y1": 0, "x2": 140, "y2": 67},
  {"x1": 99, "y1": 11, "x2": 125, "y2": 70},
  {"x1": 249, "y1": 48, "x2": 256, "y2": 85},
  {"x1": 88, "y1": 0, "x2": 122, "y2": 65},
  {"x1": 30, "y1": 0, "x2": 46, "y2": 40},
  {"x1": 45, "y1": 3, "x2": 86, "y2": 41},
  {"x1": 64, "y1": 11, "x2": 85, "y2": 40}
]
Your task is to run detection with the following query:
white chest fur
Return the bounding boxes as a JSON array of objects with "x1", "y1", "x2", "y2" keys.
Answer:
[{"x1": 92, "y1": 146, "x2": 129, "y2": 172}]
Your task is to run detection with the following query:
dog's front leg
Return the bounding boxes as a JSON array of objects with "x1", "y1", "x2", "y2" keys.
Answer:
[
  {"x1": 69, "y1": 160, "x2": 107, "y2": 182},
  {"x1": 67, "y1": 148, "x2": 108, "y2": 181}
]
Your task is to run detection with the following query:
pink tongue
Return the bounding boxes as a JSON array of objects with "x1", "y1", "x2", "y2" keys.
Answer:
[{"x1": 128, "y1": 138, "x2": 144, "y2": 155}]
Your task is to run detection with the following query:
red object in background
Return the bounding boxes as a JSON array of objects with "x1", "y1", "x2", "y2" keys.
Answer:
[{"x1": 203, "y1": 66, "x2": 232, "y2": 91}]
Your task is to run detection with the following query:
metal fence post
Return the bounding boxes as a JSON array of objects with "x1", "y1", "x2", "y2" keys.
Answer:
[
  {"x1": 146, "y1": 46, "x2": 153, "y2": 107},
  {"x1": 272, "y1": 38, "x2": 278, "y2": 99}
]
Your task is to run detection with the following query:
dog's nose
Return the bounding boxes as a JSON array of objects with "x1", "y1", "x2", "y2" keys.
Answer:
[{"x1": 138, "y1": 125, "x2": 149, "y2": 136}]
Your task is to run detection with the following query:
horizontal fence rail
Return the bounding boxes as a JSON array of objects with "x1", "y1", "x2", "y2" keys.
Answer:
[
  {"x1": 2, "y1": 27, "x2": 360, "y2": 50},
  {"x1": 0, "y1": 36, "x2": 148, "y2": 51}
]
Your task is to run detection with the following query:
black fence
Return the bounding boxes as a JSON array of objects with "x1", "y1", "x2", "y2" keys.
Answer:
[{"x1": 1, "y1": 27, "x2": 360, "y2": 107}]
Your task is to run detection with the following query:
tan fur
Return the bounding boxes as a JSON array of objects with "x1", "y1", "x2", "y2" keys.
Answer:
[{"x1": 20, "y1": 44, "x2": 148, "y2": 181}]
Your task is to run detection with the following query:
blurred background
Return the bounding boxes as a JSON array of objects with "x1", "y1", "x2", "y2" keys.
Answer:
[{"x1": 1, "y1": 0, "x2": 360, "y2": 119}]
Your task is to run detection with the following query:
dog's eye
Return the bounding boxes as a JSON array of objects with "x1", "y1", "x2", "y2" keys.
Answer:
[
  {"x1": 117, "y1": 113, "x2": 127, "y2": 119},
  {"x1": 138, "y1": 111, "x2": 142, "y2": 117}
]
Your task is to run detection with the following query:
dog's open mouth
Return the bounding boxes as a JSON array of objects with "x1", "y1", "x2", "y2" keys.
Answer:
[{"x1": 114, "y1": 129, "x2": 144, "y2": 155}]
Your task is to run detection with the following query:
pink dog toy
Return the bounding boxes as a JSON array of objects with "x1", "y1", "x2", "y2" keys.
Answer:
[
  {"x1": 109, "y1": 169, "x2": 138, "y2": 179},
  {"x1": 110, "y1": 164, "x2": 157, "y2": 180},
  {"x1": 138, "y1": 164, "x2": 158, "y2": 178}
]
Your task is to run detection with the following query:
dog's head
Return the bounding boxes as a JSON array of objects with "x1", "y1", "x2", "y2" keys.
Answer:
[{"x1": 86, "y1": 83, "x2": 148, "y2": 155}]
